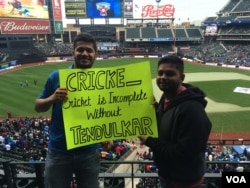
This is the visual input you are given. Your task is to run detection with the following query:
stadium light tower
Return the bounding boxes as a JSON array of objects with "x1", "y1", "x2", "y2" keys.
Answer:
[
  {"x1": 173, "y1": 23, "x2": 177, "y2": 54},
  {"x1": 156, "y1": 0, "x2": 161, "y2": 25}
]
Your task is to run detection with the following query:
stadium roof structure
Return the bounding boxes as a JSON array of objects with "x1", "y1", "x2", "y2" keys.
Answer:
[{"x1": 203, "y1": 0, "x2": 250, "y2": 26}]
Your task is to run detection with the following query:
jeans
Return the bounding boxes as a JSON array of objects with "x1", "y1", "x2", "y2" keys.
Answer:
[{"x1": 44, "y1": 149, "x2": 100, "y2": 188}]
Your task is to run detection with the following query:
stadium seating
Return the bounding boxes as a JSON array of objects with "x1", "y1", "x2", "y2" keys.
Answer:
[
  {"x1": 126, "y1": 28, "x2": 141, "y2": 39},
  {"x1": 186, "y1": 28, "x2": 203, "y2": 38},
  {"x1": 157, "y1": 28, "x2": 173, "y2": 38},
  {"x1": 175, "y1": 28, "x2": 188, "y2": 38},
  {"x1": 141, "y1": 27, "x2": 157, "y2": 38}
]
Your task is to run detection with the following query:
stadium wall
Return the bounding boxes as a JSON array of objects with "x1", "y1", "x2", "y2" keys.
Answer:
[{"x1": 1, "y1": 55, "x2": 250, "y2": 74}]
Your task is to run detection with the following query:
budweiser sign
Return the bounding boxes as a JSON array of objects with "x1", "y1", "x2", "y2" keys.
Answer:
[
  {"x1": 0, "y1": 19, "x2": 51, "y2": 34},
  {"x1": 141, "y1": 4, "x2": 175, "y2": 18}
]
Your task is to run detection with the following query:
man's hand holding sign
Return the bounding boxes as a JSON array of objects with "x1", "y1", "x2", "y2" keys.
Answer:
[{"x1": 60, "y1": 61, "x2": 158, "y2": 150}]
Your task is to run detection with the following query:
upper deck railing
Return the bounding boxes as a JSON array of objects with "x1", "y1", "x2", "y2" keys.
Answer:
[{"x1": 1, "y1": 159, "x2": 250, "y2": 188}]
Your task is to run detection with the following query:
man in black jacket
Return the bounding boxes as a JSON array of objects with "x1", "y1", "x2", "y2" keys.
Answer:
[{"x1": 139, "y1": 55, "x2": 212, "y2": 188}]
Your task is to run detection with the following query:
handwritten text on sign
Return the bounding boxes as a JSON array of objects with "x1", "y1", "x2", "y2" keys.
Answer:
[{"x1": 59, "y1": 62, "x2": 158, "y2": 150}]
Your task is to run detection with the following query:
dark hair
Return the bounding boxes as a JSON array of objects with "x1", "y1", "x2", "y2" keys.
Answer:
[
  {"x1": 73, "y1": 32, "x2": 97, "y2": 52},
  {"x1": 158, "y1": 55, "x2": 184, "y2": 74}
]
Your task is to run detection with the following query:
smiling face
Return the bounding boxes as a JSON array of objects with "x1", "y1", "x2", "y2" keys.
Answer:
[
  {"x1": 73, "y1": 41, "x2": 97, "y2": 69},
  {"x1": 156, "y1": 63, "x2": 185, "y2": 98}
]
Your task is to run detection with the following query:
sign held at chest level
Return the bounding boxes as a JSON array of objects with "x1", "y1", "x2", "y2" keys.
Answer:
[{"x1": 59, "y1": 61, "x2": 158, "y2": 150}]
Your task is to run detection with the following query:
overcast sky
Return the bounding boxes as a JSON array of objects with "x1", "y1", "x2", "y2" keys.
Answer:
[
  {"x1": 171, "y1": 0, "x2": 229, "y2": 22},
  {"x1": 61, "y1": 0, "x2": 230, "y2": 25}
]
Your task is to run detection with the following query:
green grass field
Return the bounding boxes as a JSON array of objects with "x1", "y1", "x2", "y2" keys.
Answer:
[{"x1": 0, "y1": 58, "x2": 250, "y2": 132}]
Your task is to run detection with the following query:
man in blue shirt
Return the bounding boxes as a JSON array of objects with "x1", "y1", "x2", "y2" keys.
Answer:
[{"x1": 35, "y1": 32, "x2": 113, "y2": 188}]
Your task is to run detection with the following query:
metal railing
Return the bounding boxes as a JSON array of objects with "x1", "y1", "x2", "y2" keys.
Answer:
[{"x1": 1, "y1": 159, "x2": 250, "y2": 188}]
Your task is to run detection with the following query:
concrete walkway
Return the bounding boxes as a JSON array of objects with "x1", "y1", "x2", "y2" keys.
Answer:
[{"x1": 99, "y1": 140, "x2": 150, "y2": 188}]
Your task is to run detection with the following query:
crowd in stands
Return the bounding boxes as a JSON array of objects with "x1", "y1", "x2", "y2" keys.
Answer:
[
  {"x1": 99, "y1": 139, "x2": 136, "y2": 161},
  {"x1": 205, "y1": 144, "x2": 250, "y2": 173},
  {"x1": 136, "y1": 149, "x2": 160, "y2": 188},
  {"x1": 134, "y1": 143, "x2": 250, "y2": 187},
  {"x1": 0, "y1": 116, "x2": 138, "y2": 174},
  {"x1": 182, "y1": 42, "x2": 250, "y2": 66},
  {"x1": 1, "y1": 40, "x2": 250, "y2": 68},
  {"x1": 0, "y1": 116, "x2": 49, "y2": 173},
  {"x1": 1, "y1": 116, "x2": 250, "y2": 172},
  {"x1": 34, "y1": 43, "x2": 72, "y2": 56},
  {"x1": 0, "y1": 115, "x2": 250, "y2": 188},
  {"x1": 31, "y1": 42, "x2": 250, "y2": 67},
  {"x1": 135, "y1": 142, "x2": 250, "y2": 176}
]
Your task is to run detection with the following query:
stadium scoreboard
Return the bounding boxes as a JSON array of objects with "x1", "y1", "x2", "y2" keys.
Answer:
[
  {"x1": 64, "y1": 0, "x2": 175, "y2": 19},
  {"x1": 65, "y1": 0, "x2": 87, "y2": 18}
]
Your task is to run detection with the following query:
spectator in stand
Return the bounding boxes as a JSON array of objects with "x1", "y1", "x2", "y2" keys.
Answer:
[
  {"x1": 115, "y1": 143, "x2": 123, "y2": 158},
  {"x1": 215, "y1": 144, "x2": 222, "y2": 153},
  {"x1": 138, "y1": 55, "x2": 212, "y2": 188},
  {"x1": 34, "y1": 32, "x2": 113, "y2": 188},
  {"x1": 223, "y1": 164, "x2": 235, "y2": 172}
]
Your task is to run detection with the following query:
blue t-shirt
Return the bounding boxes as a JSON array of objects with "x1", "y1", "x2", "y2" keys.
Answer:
[{"x1": 38, "y1": 68, "x2": 97, "y2": 154}]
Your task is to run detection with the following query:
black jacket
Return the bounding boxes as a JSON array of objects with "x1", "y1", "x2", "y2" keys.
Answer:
[{"x1": 145, "y1": 83, "x2": 212, "y2": 183}]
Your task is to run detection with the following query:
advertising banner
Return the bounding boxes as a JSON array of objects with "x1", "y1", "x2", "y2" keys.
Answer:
[
  {"x1": 131, "y1": 0, "x2": 175, "y2": 19},
  {"x1": 0, "y1": 0, "x2": 50, "y2": 34},
  {"x1": 0, "y1": 0, "x2": 49, "y2": 19},
  {"x1": 54, "y1": 20, "x2": 63, "y2": 34},
  {"x1": 0, "y1": 18, "x2": 50, "y2": 34},
  {"x1": 124, "y1": 0, "x2": 133, "y2": 18},
  {"x1": 52, "y1": 0, "x2": 63, "y2": 20}
]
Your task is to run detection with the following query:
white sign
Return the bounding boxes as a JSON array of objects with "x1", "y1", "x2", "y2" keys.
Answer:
[
  {"x1": 133, "y1": 0, "x2": 175, "y2": 19},
  {"x1": 233, "y1": 87, "x2": 250, "y2": 94}
]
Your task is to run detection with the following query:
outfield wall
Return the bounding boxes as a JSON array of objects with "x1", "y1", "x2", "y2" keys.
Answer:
[{"x1": 1, "y1": 55, "x2": 250, "y2": 74}]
